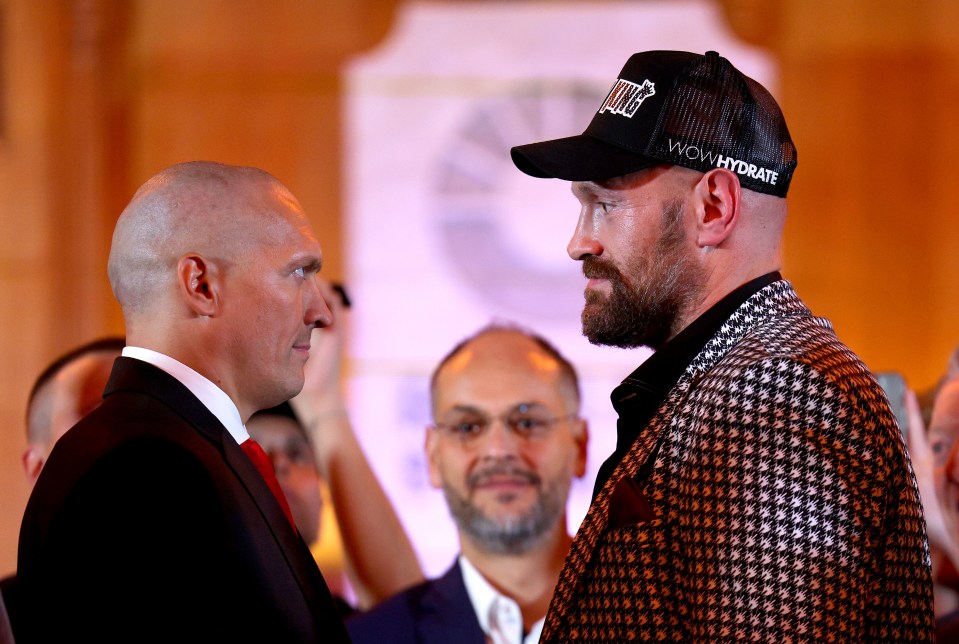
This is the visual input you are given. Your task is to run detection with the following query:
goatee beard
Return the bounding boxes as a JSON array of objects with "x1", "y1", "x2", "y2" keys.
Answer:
[{"x1": 442, "y1": 461, "x2": 567, "y2": 555}]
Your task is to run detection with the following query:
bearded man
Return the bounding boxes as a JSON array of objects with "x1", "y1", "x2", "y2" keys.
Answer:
[
  {"x1": 509, "y1": 50, "x2": 934, "y2": 641},
  {"x1": 347, "y1": 325, "x2": 588, "y2": 644}
]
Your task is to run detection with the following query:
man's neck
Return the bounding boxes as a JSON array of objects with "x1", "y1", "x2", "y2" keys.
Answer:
[{"x1": 460, "y1": 525, "x2": 573, "y2": 631}]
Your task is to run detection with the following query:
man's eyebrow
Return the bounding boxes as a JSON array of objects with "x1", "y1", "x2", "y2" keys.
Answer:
[
  {"x1": 290, "y1": 255, "x2": 322, "y2": 273},
  {"x1": 571, "y1": 182, "x2": 604, "y2": 200},
  {"x1": 446, "y1": 404, "x2": 483, "y2": 416},
  {"x1": 444, "y1": 401, "x2": 548, "y2": 416}
]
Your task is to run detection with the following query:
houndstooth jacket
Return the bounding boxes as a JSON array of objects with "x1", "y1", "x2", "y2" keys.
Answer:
[{"x1": 542, "y1": 280, "x2": 934, "y2": 642}]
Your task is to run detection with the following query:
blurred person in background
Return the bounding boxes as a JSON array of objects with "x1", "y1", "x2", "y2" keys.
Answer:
[
  {"x1": 2, "y1": 337, "x2": 124, "y2": 639},
  {"x1": 908, "y1": 373, "x2": 959, "y2": 640},
  {"x1": 21, "y1": 337, "x2": 126, "y2": 486},
  {"x1": 348, "y1": 324, "x2": 588, "y2": 644}
]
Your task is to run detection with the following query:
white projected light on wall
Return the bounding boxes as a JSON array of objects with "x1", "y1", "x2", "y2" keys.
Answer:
[{"x1": 343, "y1": 0, "x2": 776, "y2": 576}]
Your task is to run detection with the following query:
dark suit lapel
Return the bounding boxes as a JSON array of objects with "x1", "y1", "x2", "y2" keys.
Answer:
[
  {"x1": 104, "y1": 358, "x2": 332, "y2": 619},
  {"x1": 105, "y1": 357, "x2": 232, "y2": 449},
  {"x1": 417, "y1": 562, "x2": 487, "y2": 644}
]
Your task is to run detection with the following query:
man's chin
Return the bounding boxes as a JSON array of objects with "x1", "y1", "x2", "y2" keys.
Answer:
[
  {"x1": 472, "y1": 491, "x2": 536, "y2": 515},
  {"x1": 581, "y1": 312, "x2": 619, "y2": 346}
]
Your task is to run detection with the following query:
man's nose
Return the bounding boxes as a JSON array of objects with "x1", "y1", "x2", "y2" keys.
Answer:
[
  {"x1": 477, "y1": 419, "x2": 522, "y2": 459},
  {"x1": 306, "y1": 278, "x2": 334, "y2": 328},
  {"x1": 567, "y1": 211, "x2": 603, "y2": 260}
]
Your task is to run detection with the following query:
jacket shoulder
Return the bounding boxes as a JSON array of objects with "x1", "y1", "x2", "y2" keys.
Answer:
[
  {"x1": 346, "y1": 581, "x2": 429, "y2": 644},
  {"x1": 347, "y1": 564, "x2": 484, "y2": 644}
]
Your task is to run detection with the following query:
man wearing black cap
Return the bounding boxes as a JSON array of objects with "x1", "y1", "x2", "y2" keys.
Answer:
[{"x1": 511, "y1": 50, "x2": 933, "y2": 641}]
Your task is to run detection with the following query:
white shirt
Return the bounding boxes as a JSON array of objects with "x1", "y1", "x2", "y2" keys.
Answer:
[
  {"x1": 459, "y1": 555, "x2": 544, "y2": 644},
  {"x1": 121, "y1": 346, "x2": 249, "y2": 445}
]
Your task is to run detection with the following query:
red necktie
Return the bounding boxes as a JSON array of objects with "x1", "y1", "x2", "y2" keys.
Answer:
[{"x1": 241, "y1": 438, "x2": 298, "y2": 534}]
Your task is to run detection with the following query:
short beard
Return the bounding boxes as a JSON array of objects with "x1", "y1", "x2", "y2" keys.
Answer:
[
  {"x1": 442, "y1": 461, "x2": 567, "y2": 555},
  {"x1": 581, "y1": 199, "x2": 704, "y2": 350}
]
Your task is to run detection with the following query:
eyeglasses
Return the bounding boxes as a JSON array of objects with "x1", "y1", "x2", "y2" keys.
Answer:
[{"x1": 431, "y1": 404, "x2": 577, "y2": 447}]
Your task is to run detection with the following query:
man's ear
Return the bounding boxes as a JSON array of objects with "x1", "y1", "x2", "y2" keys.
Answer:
[
  {"x1": 23, "y1": 446, "x2": 45, "y2": 487},
  {"x1": 693, "y1": 168, "x2": 741, "y2": 248},
  {"x1": 424, "y1": 427, "x2": 443, "y2": 489},
  {"x1": 177, "y1": 254, "x2": 219, "y2": 317}
]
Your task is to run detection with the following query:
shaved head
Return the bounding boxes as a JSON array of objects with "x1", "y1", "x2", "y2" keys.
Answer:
[
  {"x1": 108, "y1": 161, "x2": 297, "y2": 319},
  {"x1": 106, "y1": 161, "x2": 332, "y2": 420}
]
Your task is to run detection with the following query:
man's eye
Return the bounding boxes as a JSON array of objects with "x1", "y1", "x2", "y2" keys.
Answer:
[
  {"x1": 932, "y1": 437, "x2": 954, "y2": 463},
  {"x1": 293, "y1": 267, "x2": 306, "y2": 279},
  {"x1": 453, "y1": 422, "x2": 483, "y2": 435},
  {"x1": 509, "y1": 417, "x2": 548, "y2": 433},
  {"x1": 287, "y1": 445, "x2": 311, "y2": 462}
]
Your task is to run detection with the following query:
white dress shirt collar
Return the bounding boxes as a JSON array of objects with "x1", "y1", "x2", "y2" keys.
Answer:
[
  {"x1": 121, "y1": 346, "x2": 249, "y2": 445},
  {"x1": 458, "y1": 555, "x2": 544, "y2": 644}
]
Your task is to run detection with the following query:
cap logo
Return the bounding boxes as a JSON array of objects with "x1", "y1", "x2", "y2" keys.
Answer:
[
  {"x1": 667, "y1": 138, "x2": 779, "y2": 187},
  {"x1": 598, "y1": 79, "x2": 655, "y2": 118}
]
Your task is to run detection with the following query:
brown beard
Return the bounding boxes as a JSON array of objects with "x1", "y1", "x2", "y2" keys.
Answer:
[{"x1": 581, "y1": 199, "x2": 705, "y2": 350}]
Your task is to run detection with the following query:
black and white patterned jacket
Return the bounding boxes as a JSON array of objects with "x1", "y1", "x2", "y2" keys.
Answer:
[{"x1": 543, "y1": 280, "x2": 934, "y2": 642}]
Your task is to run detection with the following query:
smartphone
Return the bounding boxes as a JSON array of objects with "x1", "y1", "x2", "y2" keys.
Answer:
[{"x1": 876, "y1": 371, "x2": 908, "y2": 436}]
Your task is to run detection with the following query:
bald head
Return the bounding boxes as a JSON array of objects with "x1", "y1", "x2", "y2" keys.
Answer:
[
  {"x1": 107, "y1": 161, "x2": 332, "y2": 420},
  {"x1": 108, "y1": 161, "x2": 300, "y2": 320},
  {"x1": 430, "y1": 324, "x2": 581, "y2": 416},
  {"x1": 655, "y1": 164, "x2": 787, "y2": 252}
]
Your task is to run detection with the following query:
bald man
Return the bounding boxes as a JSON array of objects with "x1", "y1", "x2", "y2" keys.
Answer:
[
  {"x1": 349, "y1": 325, "x2": 587, "y2": 644},
  {"x1": 17, "y1": 162, "x2": 350, "y2": 642},
  {"x1": 511, "y1": 51, "x2": 933, "y2": 640}
]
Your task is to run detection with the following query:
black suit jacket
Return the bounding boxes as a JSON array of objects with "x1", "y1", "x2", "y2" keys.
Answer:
[
  {"x1": 16, "y1": 357, "x2": 350, "y2": 643},
  {"x1": 346, "y1": 561, "x2": 484, "y2": 644}
]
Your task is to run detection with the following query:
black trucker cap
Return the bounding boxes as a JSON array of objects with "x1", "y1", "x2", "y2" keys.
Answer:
[{"x1": 510, "y1": 50, "x2": 797, "y2": 197}]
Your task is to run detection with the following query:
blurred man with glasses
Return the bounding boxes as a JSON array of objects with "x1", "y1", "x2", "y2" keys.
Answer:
[{"x1": 348, "y1": 324, "x2": 588, "y2": 644}]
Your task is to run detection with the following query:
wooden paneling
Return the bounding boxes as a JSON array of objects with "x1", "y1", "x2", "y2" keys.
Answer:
[
  {"x1": 776, "y1": 1, "x2": 959, "y2": 389},
  {"x1": 0, "y1": 0, "x2": 397, "y2": 577}
]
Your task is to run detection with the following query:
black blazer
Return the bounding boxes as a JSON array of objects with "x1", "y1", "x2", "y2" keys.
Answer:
[
  {"x1": 16, "y1": 357, "x2": 350, "y2": 643},
  {"x1": 347, "y1": 561, "x2": 484, "y2": 644}
]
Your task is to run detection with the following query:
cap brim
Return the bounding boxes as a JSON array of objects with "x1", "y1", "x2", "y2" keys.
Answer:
[{"x1": 510, "y1": 134, "x2": 659, "y2": 181}]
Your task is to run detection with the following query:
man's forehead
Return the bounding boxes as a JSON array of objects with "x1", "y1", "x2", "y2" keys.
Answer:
[
  {"x1": 435, "y1": 348, "x2": 567, "y2": 407},
  {"x1": 446, "y1": 400, "x2": 550, "y2": 416},
  {"x1": 571, "y1": 181, "x2": 610, "y2": 201},
  {"x1": 571, "y1": 165, "x2": 679, "y2": 199},
  {"x1": 245, "y1": 204, "x2": 321, "y2": 259},
  {"x1": 441, "y1": 333, "x2": 561, "y2": 378}
]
